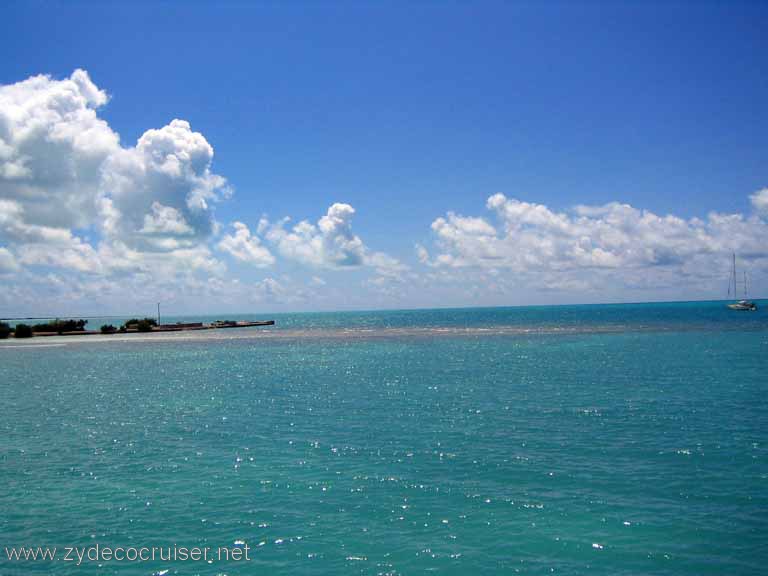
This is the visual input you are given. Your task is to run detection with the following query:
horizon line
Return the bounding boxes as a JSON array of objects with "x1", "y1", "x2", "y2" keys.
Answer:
[{"x1": 2, "y1": 295, "x2": 765, "y2": 321}]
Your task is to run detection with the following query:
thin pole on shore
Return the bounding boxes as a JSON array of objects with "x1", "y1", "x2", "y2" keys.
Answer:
[{"x1": 157, "y1": 302, "x2": 161, "y2": 326}]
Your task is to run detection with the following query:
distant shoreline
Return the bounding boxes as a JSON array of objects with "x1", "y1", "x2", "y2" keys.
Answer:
[
  {"x1": 30, "y1": 320, "x2": 275, "y2": 337},
  {"x1": 0, "y1": 320, "x2": 274, "y2": 340}
]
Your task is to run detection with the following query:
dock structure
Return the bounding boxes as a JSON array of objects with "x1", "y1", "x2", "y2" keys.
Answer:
[{"x1": 152, "y1": 320, "x2": 275, "y2": 332}]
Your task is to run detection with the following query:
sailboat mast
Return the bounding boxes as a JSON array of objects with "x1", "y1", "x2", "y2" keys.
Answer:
[{"x1": 726, "y1": 252, "x2": 757, "y2": 310}]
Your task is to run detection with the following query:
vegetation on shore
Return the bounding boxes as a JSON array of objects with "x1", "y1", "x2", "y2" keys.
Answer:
[
  {"x1": 13, "y1": 324, "x2": 33, "y2": 338},
  {"x1": 1, "y1": 318, "x2": 89, "y2": 338},
  {"x1": 1, "y1": 317, "x2": 160, "y2": 339},
  {"x1": 1, "y1": 316, "x2": 268, "y2": 339},
  {"x1": 121, "y1": 318, "x2": 157, "y2": 332},
  {"x1": 32, "y1": 319, "x2": 88, "y2": 333},
  {"x1": 102, "y1": 318, "x2": 158, "y2": 334},
  {"x1": 124, "y1": 318, "x2": 158, "y2": 328}
]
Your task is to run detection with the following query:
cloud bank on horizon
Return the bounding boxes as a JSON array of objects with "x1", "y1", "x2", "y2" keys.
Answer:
[{"x1": 0, "y1": 70, "x2": 766, "y2": 314}]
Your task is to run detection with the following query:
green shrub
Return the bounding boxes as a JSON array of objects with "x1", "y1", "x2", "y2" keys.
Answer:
[
  {"x1": 0, "y1": 322, "x2": 10, "y2": 339},
  {"x1": 14, "y1": 324, "x2": 33, "y2": 338},
  {"x1": 136, "y1": 319, "x2": 154, "y2": 332},
  {"x1": 100, "y1": 324, "x2": 117, "y2": 334},
  {"x1": 125, "y1": 317, "x2": 157, "y2": 328},
  {"x1": 32, "y1": 319, "x2": 87, "y2": 333}
]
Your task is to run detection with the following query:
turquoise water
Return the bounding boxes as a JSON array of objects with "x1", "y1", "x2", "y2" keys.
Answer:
[{"x1": 1, "y1": 302, "x2": 767, "y2": 575}]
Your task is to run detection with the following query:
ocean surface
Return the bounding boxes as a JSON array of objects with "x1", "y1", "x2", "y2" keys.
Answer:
[{"x1": 1, "y1": 301, "x2": 767, "y2": 575}]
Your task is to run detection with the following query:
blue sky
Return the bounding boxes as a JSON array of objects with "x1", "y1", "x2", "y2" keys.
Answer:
[{"x1": 1, "y1": 1, "x2": 767, "y2": 315}]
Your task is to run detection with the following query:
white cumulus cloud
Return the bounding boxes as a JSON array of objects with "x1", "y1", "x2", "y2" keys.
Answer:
[
  {"x1": 0, "y1": 69, "x2": 116, "y2": 229},
  {"x1": 101, "y1": 118, "x2": 229, "y2": 250},
  {"x1": 262, "y1": 203, "x2": 403, "y2": 273},
  {"x1": 424, "y1": 192, "x2": 768, "y2": 293},
  {"x1": 265, "y1": 203, "x2": 366, "y2": 268},
  {"x1": 217, "y1": 221, "x2": 275, "y2": 267},
  {"x1": 751, "y1": 188, "x2": 768, "y2": 214},
  {"x1": 0, "y1": 70, "x2": 229, "y2": 282}
]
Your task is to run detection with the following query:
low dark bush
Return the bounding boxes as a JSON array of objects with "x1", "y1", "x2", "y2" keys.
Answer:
[
  {"x1": 0, "y1": 322, "x2": 10, "y2": 339},
  {"x1": 100, "y1": 324, "x2": 117, "y2": 334},
  {"x1": 14, "y1": 324, "x2": 33, "y2": 338},
  {"x1": 32, "y1": 319, "x2": 87, "y2": 333},
  {"x1": 125, "y1": 317, "x2": 157, "y2": 328}
]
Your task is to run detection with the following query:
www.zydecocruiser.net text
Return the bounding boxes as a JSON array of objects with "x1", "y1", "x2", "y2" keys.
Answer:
[{"x1": 4, "y1": 543, "x2": 251, "y2": 566}]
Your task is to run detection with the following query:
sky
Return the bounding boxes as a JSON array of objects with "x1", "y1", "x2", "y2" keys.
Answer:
[{"x1": 1, "y1": 0, "x2": 767, "y2": 316}]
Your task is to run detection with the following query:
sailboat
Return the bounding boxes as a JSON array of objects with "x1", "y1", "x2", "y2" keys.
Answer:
[{"x1": 727, "y1": 253, "x2": 757, "y2": 311}]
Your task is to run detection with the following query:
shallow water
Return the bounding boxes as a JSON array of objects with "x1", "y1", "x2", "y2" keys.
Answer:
[{"x1": 1, "y1": 302, "x2": 767, "y2": 575}]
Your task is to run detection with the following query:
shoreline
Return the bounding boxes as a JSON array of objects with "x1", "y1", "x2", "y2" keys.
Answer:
[{"x1": 6, "y1": 320, "x2": 275, "y2": 339}]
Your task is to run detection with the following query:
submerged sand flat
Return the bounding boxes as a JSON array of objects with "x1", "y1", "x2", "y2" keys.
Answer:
[{"x1": 0, "y1": 322, "x2": 750, "y2": 348}]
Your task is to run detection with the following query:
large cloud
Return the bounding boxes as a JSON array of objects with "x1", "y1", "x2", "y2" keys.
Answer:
[
  {"x1": 264, "y1": 203, "x2": 366, "y2": 267},
  {"x1": 0, "y1": 70, "x2": 229, "y2": 280},
  {"x1": 423, "y1": 192, "x2": 768, "y2": 290},
  {"x1": 100, "y1": 119, "x2": 229, "y2": 251},
  {"x1": 260, "y1": 203, "x2": 405, "y2": 276},
  {"x1": 0, "y1": 69, "x2": 116, "y2": 229}
]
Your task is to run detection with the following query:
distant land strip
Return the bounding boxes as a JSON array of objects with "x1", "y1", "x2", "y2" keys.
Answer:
[{"x1": 0, "y1": 315, "x2": 151, "y2": 320}]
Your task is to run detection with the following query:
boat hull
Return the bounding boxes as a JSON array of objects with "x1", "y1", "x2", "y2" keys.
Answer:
[{"x1": 727, "y1": 303, "x2": 757, "y2": 311}]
